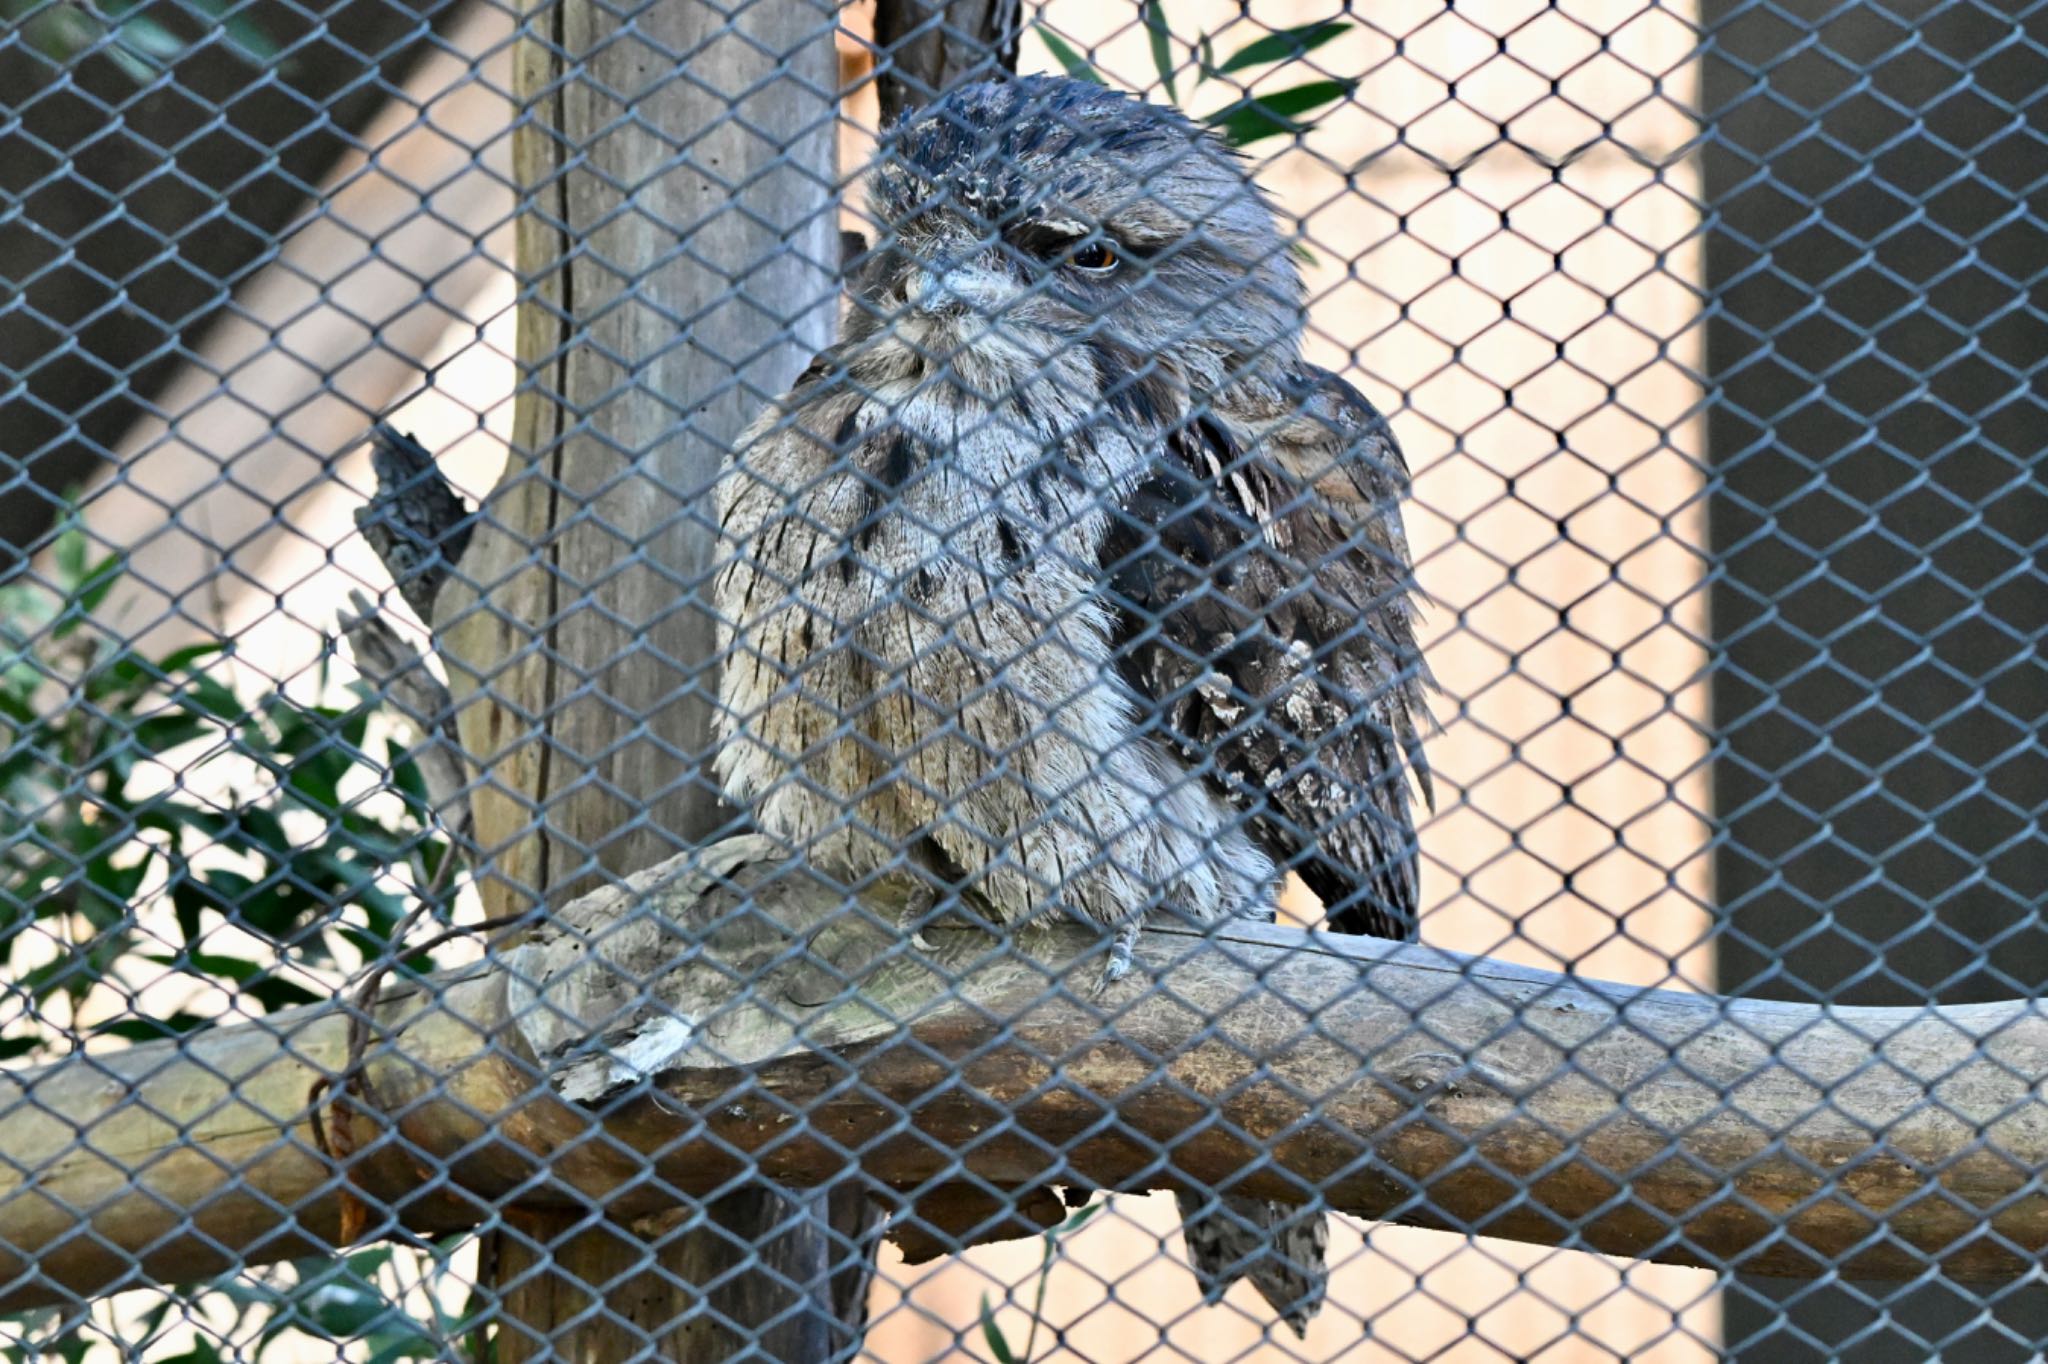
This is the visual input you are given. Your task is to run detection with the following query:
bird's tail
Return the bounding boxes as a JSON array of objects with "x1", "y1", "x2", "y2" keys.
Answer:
[{"x1": 1175, "y1": 1193, "x2": 1328, "y2": 1337}]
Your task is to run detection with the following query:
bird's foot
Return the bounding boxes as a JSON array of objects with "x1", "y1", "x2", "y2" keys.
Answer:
[
  {"x1": 1100, "y1": 919, "x2": 1141, "y2": 989},
  {"x1": 900, "y1": 879, "x2": 941, "y2": 954}
]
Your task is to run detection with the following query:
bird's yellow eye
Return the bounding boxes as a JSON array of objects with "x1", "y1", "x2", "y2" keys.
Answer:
[{"x1": 1070, "y1": 242, "x2": 1120, "y2": 273}]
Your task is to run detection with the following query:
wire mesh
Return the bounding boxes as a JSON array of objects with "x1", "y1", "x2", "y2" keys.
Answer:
[{"x1": 0, "y1": 0, "x2": 2043, "y2": 1360}]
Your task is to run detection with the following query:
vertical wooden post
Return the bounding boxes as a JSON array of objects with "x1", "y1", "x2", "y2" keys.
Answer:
[
  {"x1": 432, "y1": 0, "x2": 1023, "y2": 1352},
  {"x1": 432, "y1": 0, "x2": 853, "y2": 1354}
]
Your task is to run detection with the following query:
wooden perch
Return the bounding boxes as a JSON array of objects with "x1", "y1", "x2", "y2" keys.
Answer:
[{"x1": 3, "y1": 835, "x2": 2046, "y2": 1312}]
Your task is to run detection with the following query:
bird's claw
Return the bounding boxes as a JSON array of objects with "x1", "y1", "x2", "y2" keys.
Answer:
[{"x1": 1100, "y1": 921, "x2": 1140, "y2": 989}]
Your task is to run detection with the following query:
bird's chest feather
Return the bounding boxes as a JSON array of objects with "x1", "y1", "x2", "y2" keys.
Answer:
[{"x1": 724, "y1": 396, "x2": 1132, "y2": 765}]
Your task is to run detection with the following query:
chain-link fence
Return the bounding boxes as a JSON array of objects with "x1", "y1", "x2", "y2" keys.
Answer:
[{"x1": 2, "y1": 0, "x2": 2043, "y2": 1359}]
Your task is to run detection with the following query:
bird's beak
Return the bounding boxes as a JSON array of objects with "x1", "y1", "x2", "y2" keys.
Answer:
[{"x1": 900, "y1": 258, "x2": 1006, "y2": 318}]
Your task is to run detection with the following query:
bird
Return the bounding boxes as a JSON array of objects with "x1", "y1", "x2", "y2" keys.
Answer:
[{"x1": 712, "y1": 74, "x2": 1430, "y2": 1335}]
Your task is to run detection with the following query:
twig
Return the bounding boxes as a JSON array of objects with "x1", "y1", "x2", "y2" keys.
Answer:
[
  {"x1": 339, "y1": 589, "x2": 471, "y2": 819},
  {"x1": 307, "y1": 905, "x2": 543, "y2": 1243}
]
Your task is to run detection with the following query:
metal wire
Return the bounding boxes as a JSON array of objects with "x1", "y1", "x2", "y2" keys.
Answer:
[{"x1": 0, "y1": 0, "x2": 2042, "y2": 1360}]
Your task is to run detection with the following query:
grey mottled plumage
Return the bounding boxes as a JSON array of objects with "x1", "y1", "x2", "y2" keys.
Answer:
[{"x1": 713, "y1": 76, "x2": 1429, "y2": 1333}]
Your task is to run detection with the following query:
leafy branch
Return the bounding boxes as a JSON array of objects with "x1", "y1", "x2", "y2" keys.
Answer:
[
  {"x1": 1036, "y1": 16, "x2": 1357, "y2": 146},
  {"x1": 978, "y1": 1200, "x2": 1106, "y2": 1363},
  {"x1": 0, "y1": 527, "x2": 452, "y2": 1053},
  {"x1": 0, "y1": 521, "x2": 468, "y2": 1360}
]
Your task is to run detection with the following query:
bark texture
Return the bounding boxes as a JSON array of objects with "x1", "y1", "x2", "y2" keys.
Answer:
[
  {"x1": 426, "y1": 0, "x2": 847, "y2": 1350},
  {"x1": 4, "y1": 836, "x2": 2047, "y2": 1314},
  {"x1": 871, "y1": 0, "x2": 1022, "y2": 125}
]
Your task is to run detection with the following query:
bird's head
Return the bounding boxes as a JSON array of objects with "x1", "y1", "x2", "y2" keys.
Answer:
[{"x1": 847, "y1": 75, "x2": 1305, "y2": 392}]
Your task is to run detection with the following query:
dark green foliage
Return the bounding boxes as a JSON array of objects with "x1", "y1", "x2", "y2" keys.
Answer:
[
  {"x1": 0, "y1": 520, "x2": 469, "y2": 1359},
  {"x1": 3, "y1": 1240, "x2": 487, "y2": 1363},
  {"x1": 1, "y1": 0, "x2": 280, "y2": 85},
  {"x1": 0, "y1": 524, "x2": 450, "y2": 1054},
  {"x1": 1033, "y1": 15, "x2": 1357, "y2": 146}
]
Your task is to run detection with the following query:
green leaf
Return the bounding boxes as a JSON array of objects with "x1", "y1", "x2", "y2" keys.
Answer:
[
  {"x1": 1205, "y1": 78, "x2": 1356, "y2": 146},
  {"x1": 155, "y1": 1344, "x2": 225, "y2": 1364},
  {"x1": 47, "y1": 1329, "x2": 91, "y2": 1364},
  {"x1": 337, "y1": 813, "x2": 423, "y2": 860},
  {"x1": 978, "y1": 1295, "x2": 1019, "y2": 1364},
  {"x1": 363, "y1": 1330, "x2": 445, "y2": 1364},
  {"x1": 341, "y1": 1246, "x2": 399, "y2": 1278},
  {"x1": 74, "y1": 552, "x2": 125, "y2": 614},
  {"x1": 267, "y1": 696, "x2": 338, "y2": 755},
  {"x1": 1214, "y1": 20, "x2": 1349, "y2": 75},
  {"x1": 0, "y1": 1037, "x2": 43, "y2": 1062},
  {"x1": 0, "y1": 681, "x2": 37, "y2": 727},
  {"x1": 222, "y1": 14, "x2": 278, "y2": 62},
  {"x1": 184, "y1": 0, "x2": 280, "y2": 63},
  {"x1": 199, "y1": 869, "x2": 257, "y2": 905},
  {"x1": 143, "y1": 949, "x2": 322, "y2": 1011},
  {"x1": 123, "y1": 714, "x2": 213, "y2": 764},
  {"x1": 336, "y1": 926, "x2": 437, "y2": 977},
  {"x1": 389, "y1": 739, "x2": 431, "y2": 812},
  {"x1": 79, "y1": 654, "x2": 148, "y2": 705},
  {"x1": 114, "y1": 14, "x2": 182, "y2": 64},
  {"x1": 274, "y1": 1252, "x2": 412, "y2": 1343},
  {"x1": 229, "y1": 806, "x2": 295, "y2": 862},
  {"x1": 177, "y1": 673, "x2": 244, "y2": 724},
  {"x1": 170, "y1": 868, "x2": 209, "y2": 943},
  {"x1": 247, "y1": 975, "x2": 325, "y2": 1010},
  {"x1": 308, "y1": 1291, "x2": 396, "y2": 1340},
  {"x1": 234, "y1": 883, "x2": 309, "y2": 938},
  {"x1": 1052, "y1": 1199, "x2": 1105, "y2": 1236},
  {"x1": 101, "y1": 37, "x2": 159, "y2": 82},
  {"x1": 1142, "y1": 0, "x2": 1176, "y2": 104},
  {"x1": 339, "y1": 700, "x2": 371, "y2": 750},
  {"x1": 144, "y1": 948, "x2": 260, "y2": 983},
  {"x1": 283, "y1": 749, "x2": 351, "y2": 815},
  {"x1": 49, "y1": 552, "x2": 125, "y2": 640},
  {"x1": 158, "y1": 640, "x2": 230, "y2": 676},
  {"x1": 140, "y1": 803, "x2": 232, "y2": 842},
  {"x1": 82, "y1": 847, "x2": 151, "y2": 930},
  {"x1": 131, "y1": 1296, "x2": 179, "y2": 1348},
  {"x1": 1035, "y1": 27, "x2": 1103, "y2": 85},
  {"x1": 52, "y1": 529, "x2": 86, "y2": 586},
  {"x1": 1195, "y1": 32, "x2": 1216, "y2": 83}
]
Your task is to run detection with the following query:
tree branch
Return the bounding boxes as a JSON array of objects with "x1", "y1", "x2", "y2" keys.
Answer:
[{"x1": 2, "y1": 836, "x2": 2043, "y2": 1312}]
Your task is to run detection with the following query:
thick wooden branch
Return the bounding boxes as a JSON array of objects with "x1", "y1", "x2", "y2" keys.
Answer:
[{"x1": 3, "y1": 836, "x2": 2046, "y2": 1312}]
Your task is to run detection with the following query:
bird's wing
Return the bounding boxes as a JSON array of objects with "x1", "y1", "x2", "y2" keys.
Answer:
[{"x1": 1101, "y1": 365, "x2": 1431, "y2": 940}]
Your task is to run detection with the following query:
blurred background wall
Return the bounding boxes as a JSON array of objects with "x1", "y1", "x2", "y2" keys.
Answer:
[{"x1": 1701, "y1": 1, "x2": 2048, "y2": 1358}]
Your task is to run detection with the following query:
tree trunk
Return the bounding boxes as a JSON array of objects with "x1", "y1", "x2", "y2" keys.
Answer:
[
  {"x1": 872, "y1": 0, "x2": 1021, "y2": 126},
  {"x1": 429, "y1": 0, "x2": 851, "y2": 1350},
  {"x1": 427, "y1": 0, "x2": 1026, "y2": 1350}
]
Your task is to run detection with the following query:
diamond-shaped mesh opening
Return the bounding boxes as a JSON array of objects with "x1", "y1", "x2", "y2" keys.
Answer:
[{"x1": 0, "y1": 0, "x2": 2042, "y2": 1358}]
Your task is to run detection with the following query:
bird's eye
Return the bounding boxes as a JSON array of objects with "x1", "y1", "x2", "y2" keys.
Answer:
[{"x1": 1070, "y1": 242, "x2": 1120, "y2": 273}]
